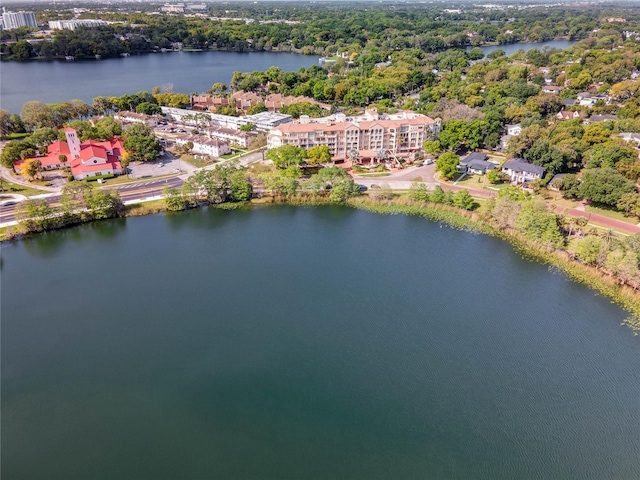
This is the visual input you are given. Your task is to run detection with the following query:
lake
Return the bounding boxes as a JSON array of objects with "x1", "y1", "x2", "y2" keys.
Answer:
[
  {"x1": 468, "y1": 39, "x2": 577, "y2": 57},
  {"x1": 0, "y1": 51, "x2": 320, "y2": 113},
  {"x1": 2, "y1": 206, "x2": 639, "y2": 480}
]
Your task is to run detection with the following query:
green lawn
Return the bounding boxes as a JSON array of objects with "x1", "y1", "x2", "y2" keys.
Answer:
[
  {"x1": 0, "y1": 180, "x2": 50, "y2": 196},
  {"x1": 454, "y1": 174, "x2": 487, "y2": 188},
  {"x1": 182, "y1": 155, "x2": 218, "y2": 168}
]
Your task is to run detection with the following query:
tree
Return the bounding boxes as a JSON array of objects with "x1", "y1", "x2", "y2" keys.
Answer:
[
  {"x1": 575, "y1": 235, "x2": 605, "y2": 265},
  {"x1": 306, "y1": 145, "x2": 331, "y2": 165},
  {"x1": 94, "y1": 116, "x2": 123, "y2": 139},
  {"x1": 522, "y1": 139, "x2": 566, "y2": 176},
  {"x1": 515, "y1": 201, "x2": 563, "y2": 248},
  {"x1": 163, "y1": 185, "x2": 188, "y2": 211},
  {"x1": 616, "y1": 193, "x2": 640, "y2": 218},
  {"x1": 246, "y1": 104, "x2": 267, "y2": 115},
  {"x1": 210, "y1": 82, "x2": 227, "y2": 94},
  {"x1": 467, "y1": 47, "x2": 485, "y2": 61},
  {"x1": 123, "y1": 123, "x2": 161, "y2": 162},
  {"x1": 20, "y1": 158, "x2": 40, "y2": 181},
  {"x1": 182, "y1": 141, "x2": 194, "y2": 154},
  {"x1": 135, "y1": 102, "x2": 162, "y2": 115},
  {"x1": 423, "y1": 140, "x2": 441, "y2": 154},
  {"x1": 15, "y1": 199, "x2": 54, "y2": 232},
  {"x1": 583, "y1": 143, "x2": 637, "y2": 169},
  {"x1": 260, "y1": 171, "x2": 298, "y2": 197},
  {"x1": 430, "y1": 185, "x2": 446, "y2": 203},
  {"x1": 0, "y1": 109, "x2": 11, "y2": 139},
  {"x1": 435, "y1": 152, "x2": 459, "y2": 180},
  {"x1": 491, "y1": 195, "x2": 521, "y2": 229},
  {"x1": 21, "y1": 101, "x2": 55, "y2": 130},
  {"x1": 329, "y1": 177, "x2": 360, "y2": 202},
  {"x1": 239, "y1": 123, "x2": 257, "y2": 132},
  {"x1": 409, "y1": 182, "x2": 429, "y2": 202},
  {"x1": 557, "y1": 174, "x2": 581, "y2": 200},
  {"x1": 228, "y1": 170, "x2": 252, "y2": 201},
  {"x1": 579, "y1": 168, "x2": 635, "y2": 207},
  {"x1": 266, "y1": 144, "x2": 307, "y2": 169},
  {"x1": 486, "y1": 169, "x2": 507, "y2": 184},
  {"x1": 1, "y1": 140, "x2": 31, "y2": 168},
  {"x1": 452, "y1": 190, "x2": 475, "y2": 210}
]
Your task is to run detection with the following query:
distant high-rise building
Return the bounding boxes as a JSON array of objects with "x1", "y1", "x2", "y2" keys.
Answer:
[
  {"x1": 1, "y1": 9, "x2": 38, "y2": 30},
  {"x1": 48, "y1": 19, "x2": 108, "y2": 31}
]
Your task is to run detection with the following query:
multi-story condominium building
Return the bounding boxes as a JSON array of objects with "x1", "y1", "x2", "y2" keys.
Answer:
[
  {"x1": 267, "y1": 108, "x2": 440, "y2": 162},
  {"x1": 174, "y1": 135, "x2": 230, "y2": 158},
  {"x1": 161, "y1": 107, "x2": 292, "y2": 132},
  {"x1": 1, "y1": 9, "x2": 37, "y2": 30}
]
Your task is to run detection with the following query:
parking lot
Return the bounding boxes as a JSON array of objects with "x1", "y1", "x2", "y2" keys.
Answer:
[{"x1": 127, "y1": 151, "x2": 195, "y2": 179}]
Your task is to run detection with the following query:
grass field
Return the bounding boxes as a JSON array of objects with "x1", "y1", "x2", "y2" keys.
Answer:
[{"x1": 0, "y1": 180, "x2": 49, "y2": 197}]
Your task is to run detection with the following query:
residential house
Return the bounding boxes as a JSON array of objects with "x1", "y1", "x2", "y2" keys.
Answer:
[
  {"x1": 542, "y1": 85, "x2": 562, "y2": 94},
  {"x1": 267, "y1": 109, "x2": 441, "y2": 162},
  {"x1": 191, "y1": 95, "x2": 230, "y2": 111},
  {"x1": 502, "y1": 159, "x2": 545, "y2": 184},
  {"x1": 231, "y1": 91, "x2": 263, "y2": 111},
  {"x1": 500, "y1": 134, "x2": 513, "y2": 151},
  {"x1": 114, "y1": 111, "x2": 159, "y2": 127},
  {"x1": 561, "y1": 98, "x2": 577, "y2": 107},
  {"x1": 15, "y1": 128, "x2": 123, "y2": 180},
  {"x1": 204, "y1": 126, "x2": 255, "y2": 148},
  {"x1": 458, "y1": 152, "x2": 497, "y2": 175},
  {"x1": 175, "y1": 134, "x2": 231, "y2": 157},
  {"x1": 576, "y1": 92, "x2": 610, "y2": 107},
  {"x1": 557, "y1": 110, "x2": 581, "y2": 121},
  {"x1": 584, "y1": 114, "x2": 618, "y2": 124},
  {"x1": 506, "y1": 124, "x2": 522, "y2": 136},
  {"x1": 618, "y1": 132, "x2": 640, "y2": 146}
]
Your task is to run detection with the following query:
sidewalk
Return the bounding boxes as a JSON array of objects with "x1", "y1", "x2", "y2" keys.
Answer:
[{"x1": 553, "y1": 205, "x2": 640, "y2": 235}]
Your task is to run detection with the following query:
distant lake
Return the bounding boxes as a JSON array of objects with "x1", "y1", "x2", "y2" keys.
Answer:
[
  {"x1": 2, "y1": 206, "x2": 639, "y2": 480},
  {"x1": 469, "y1": 39, "x2": 577, "y2": 57},
  {"x1": 0, "y1": 51, "x2": 320, "y2": 113}
]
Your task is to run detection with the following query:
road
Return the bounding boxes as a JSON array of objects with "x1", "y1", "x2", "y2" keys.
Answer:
[
  {"x1": 0, "y1": 176, "x2": 185, "y2": 226},
  {"x1": 3, "y1": 153, "x2": 640, "y2": 235}
]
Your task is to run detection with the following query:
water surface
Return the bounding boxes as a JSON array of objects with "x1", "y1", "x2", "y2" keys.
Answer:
[
  {"x1": 1, "y1": 51, "x2": 320, "y2": 113},
  {"x1": 2, "y1": 206, "x2": 639, "y2": 479}
]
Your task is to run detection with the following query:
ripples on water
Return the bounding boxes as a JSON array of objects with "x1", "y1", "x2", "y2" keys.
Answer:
[{"x1": 2, "y1": 207, "x2": 638, "y2": 479}]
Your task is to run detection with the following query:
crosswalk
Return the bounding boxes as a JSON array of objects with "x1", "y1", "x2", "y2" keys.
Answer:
[{"x1": 117, "y1": 181, "x2": 162, "y2": 190}]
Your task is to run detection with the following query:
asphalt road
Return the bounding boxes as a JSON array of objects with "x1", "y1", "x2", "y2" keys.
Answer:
[{"x1": 0, "y1": 176, "x2": 185, "y2": 226}]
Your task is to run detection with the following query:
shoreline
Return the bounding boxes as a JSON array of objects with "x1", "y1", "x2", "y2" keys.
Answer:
[{"x1": 4, "y1": 195, "x2": 640, "y2": 335}]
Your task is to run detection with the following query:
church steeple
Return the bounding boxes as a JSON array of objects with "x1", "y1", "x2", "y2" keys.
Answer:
[{"x1": 63, "y1": 128, "x2": 81, "y2": 159}]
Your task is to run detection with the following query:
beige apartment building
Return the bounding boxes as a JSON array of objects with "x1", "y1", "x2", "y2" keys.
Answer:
[{"x1": 267, "y1": 109, "x2": 440, "y2": 162}]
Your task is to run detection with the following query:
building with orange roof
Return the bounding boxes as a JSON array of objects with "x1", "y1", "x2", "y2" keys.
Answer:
[
  {"x1": 15, "y1": 128, "x2": 124, "y2": 180},
  {"x1": 267, "y1": 108, "x2": 440, "y2": 162}
]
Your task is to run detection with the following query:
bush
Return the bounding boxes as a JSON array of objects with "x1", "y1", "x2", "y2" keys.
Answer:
[{"x1": 85, "y1": 174, "x2": 115, "y2": 182}]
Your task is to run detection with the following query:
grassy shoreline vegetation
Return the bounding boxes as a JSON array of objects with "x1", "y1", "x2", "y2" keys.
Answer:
[{"x1": 4, "y1": 188, "x2": 640, "y2": 335}]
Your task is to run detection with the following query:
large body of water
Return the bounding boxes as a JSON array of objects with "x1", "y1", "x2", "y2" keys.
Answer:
[
  {"x1": 470, "y1": 39, "x2": 577, "y2": 57},
  {"x1": 0, "y1": 51, "x2": 320, "y2": 113},
  {"x1": 2, "y1": 206, "x2": 639, "y2": 480},
  {"x1": 1, "y1": 41, "x2": 578, "y2": 114}
]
